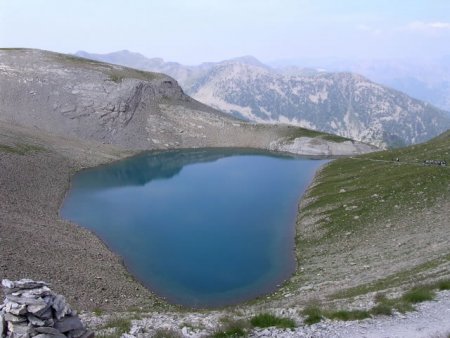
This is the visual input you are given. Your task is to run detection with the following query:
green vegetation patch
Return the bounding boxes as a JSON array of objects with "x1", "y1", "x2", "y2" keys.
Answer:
[
  {"x1": 92, "y1": 307, "x2": 104, "y2": 316},
  {"x1": 370, "y1": 302, "x2": 393, "y2": 316},
  {"x1": 302, "y1": 304, "x2": 369, "y2": 325},
  {"x1": 106, "y1": 68, "x2": 161, "y2": 83},
  {"x1": 51, "y1": 52, "x2": 163, "y2": 82},
  {"x1": 304, "y1": 280, "x2": 449, "y2": 325},
  {"x1": 152, "y1": 328, "x2": 182, "y2": 338},
  {"x1": 98, "y1": 317, "x2": 131, "y2": 338},
  {"x1": 332, "y1": 254, "x2": 450, "y2": 300},
  {"x1": 402, "y1": 287, "x2": 435, "y2": 304},
  {"x1": 326, "y1": 309, "x2": 370, "y2": 321},
  {"x1": 250, "y1": 313, "x2": 296, "y2": 329},
  {"x1": 438, "y1": 279, "x2": 450, "y2": 290},
  {"x1": 0, "y1": 143, "x2": 45, "y2": 155},
  {"x1": 213, "y1": 318, "x2": 250, "y2": 337},
  {"x1": 298, "y1": 130, "x2": 450, "y2": 245},
  {"x1": 321, "y1": 134, "x2": 352, "y2": 143},
  {"x1": 284, "y1": 127, "x2": 351, "y2": 143},
  {"x1": 301, "y1": 305, "x2": 323, "y2": 325}
]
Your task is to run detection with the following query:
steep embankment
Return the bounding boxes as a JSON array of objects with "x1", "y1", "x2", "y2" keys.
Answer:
[{"x1": 0, "y1": 48, "x2": 374, "y2": 155}]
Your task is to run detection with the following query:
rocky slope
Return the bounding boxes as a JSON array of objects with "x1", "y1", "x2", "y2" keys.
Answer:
[
  {"x1": 76, "y1": 50, "x2": 450, "y2": 148},
  {"x1": 189, "y1": 63, "x2": 450, "y2": 148},
  {"x1": 0, "y1": 49, "x2": 374, "y2": 156}
]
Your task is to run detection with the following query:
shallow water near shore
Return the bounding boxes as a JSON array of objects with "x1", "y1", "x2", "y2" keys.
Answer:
[{"x1": 61, "y1": 149, "x2": 326, "y2": 308}]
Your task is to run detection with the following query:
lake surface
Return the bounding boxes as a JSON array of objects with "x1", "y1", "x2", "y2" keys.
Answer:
[{"x1": 61, "y1": 149, "x2": 326, "y2": 308}]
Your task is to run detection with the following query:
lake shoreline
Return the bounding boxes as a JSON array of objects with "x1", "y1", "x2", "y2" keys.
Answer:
[
  {"x1": 2, "y1": 123, "x2": 449, "y2": 337},
  {"x1": 60, "y1": 148, "x2": 327, "y2": 309},
  {"x1": 0, "y1": 123, "x2": 331, "y2": 312}
]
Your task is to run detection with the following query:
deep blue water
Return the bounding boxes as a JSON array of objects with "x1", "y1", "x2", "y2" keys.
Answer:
[{"x1": 60, "y1": 149, "x2": 326, "y2": 308}]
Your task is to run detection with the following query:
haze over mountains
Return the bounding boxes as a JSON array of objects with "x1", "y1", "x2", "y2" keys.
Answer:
[
  {"x1": 272, "y1": 56, "x2": 450, "y2": 114},
  {"x1": 75, "y1": 50, "x2": 450, "y2": 148}
]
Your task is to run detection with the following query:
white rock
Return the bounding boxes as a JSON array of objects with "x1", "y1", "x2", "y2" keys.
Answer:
[{"x1": 1, "y1": 280, "x2": 14, "y2": 289}]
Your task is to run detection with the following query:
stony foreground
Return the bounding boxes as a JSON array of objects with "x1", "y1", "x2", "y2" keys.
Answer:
[
  {"x1": 79, "y1": 290, "x2": 450, "y2": 337},
  {"x1": 2, "y1": 278, "x2": 449, "y2": 337},
  {"x1": 1, "y1": 279, "x2": 92, "y2": 338}
]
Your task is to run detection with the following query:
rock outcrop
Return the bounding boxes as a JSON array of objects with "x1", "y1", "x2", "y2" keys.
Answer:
[
  {"x1": 270, "y1": 137, "x2": 375, "y2": 156},
  {"x1": 0, "y1": 279, "x2": 93, "y2": 338}
]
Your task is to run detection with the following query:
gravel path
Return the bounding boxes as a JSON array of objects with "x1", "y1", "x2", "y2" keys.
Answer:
[
  {"x1": 82, "y1": 290, "x2": 450, "y2": 337},
  {"x1": 250, "y1": 291, "x2": 450, "y2": 337}
]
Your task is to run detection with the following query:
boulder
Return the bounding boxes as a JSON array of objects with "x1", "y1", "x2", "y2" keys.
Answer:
[
  {"x1": 1, "y1": 279, "x2": 90, "y2": 338},
  {"x1": 53, "y1": 316, "x2": 84, "y2": 333},
  {"x1": 35, "y1": 327, "x2": 65, "y2": 335}
]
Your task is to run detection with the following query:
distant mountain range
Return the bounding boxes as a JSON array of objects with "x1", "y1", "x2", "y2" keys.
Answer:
[
  {"x1": 75, "y1": 50, "x2": 450, "y2": 147},
  {"x1": 273, "y1": 56, "x2": 450, "y2": 114}
]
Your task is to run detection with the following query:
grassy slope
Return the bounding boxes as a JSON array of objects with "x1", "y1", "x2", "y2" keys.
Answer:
[
  {"x1": 287, "y1": 130, "x2": 450, "y2": 301},
  {"x1": 50, "y1": 53, "x2": 165, "y2": 82},
  {"x1": 282, "y1": 126, "x2": 352, "y2": 143},
  {"x1": 301, "y1": 130, "x2": 449, "y2": 240}
]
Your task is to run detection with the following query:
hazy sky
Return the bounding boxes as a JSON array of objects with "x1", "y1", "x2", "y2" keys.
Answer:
[{"x1": 1, "y1": 0, "x2": 450, "y2": 64}]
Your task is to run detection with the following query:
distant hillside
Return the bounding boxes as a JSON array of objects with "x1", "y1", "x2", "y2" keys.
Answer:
[
  {"x1": 0, "y1": 49, "x2": 374, "y2": 156},
  {"x1": 76, "y1": 50, "x2": 450, "y2": 148}
]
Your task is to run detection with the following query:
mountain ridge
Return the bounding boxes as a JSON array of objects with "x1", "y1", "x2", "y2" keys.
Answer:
[
  {"x1": 75, "y1": 50, "x2": 450, "y2": 148},
  {"x1": 0, "y1": 48, "x2": 375, "y2": 156}
]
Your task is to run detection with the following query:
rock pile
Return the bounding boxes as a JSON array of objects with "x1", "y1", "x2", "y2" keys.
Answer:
[{"x1": 0, "y1": 279, "x2": 93, "y2": 338}]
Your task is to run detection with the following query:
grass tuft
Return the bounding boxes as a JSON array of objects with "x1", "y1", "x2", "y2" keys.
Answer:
[
  {"x1": 0, "y1": 143, "x2": 45, "y2": 155},
  {"x1": 213, "y1": 319, "x2": 249, "y2": 337},
  {"x1": 327, "y1": 309, "x2": 370, "y2": 321},
  {"x1": 101, "y1": 317, "x2": 131, "y2": 336},
  {"x1": 301, "y1": 305, "x2": 323, "y2": 325},
  {"x1": 152, "y1": 328, "x2": 182, "y2": 338},
  {"x1": 93, "y1": 307, "x2": 104, "y2": 316},
  {"x1": 402, "y1": 287, "x2": 435, "y2": 304},
  {"x1": 437, "y1": 279, "x2": 450, "y2": 291},
  {"x1": 250, "y1": 313, "x2": 295, "y2": 329},
  {"x1": 370, "y1": 303, "x2": 393, "y2": 316},
  {"x1": 109, "y1": 73, "x2": 123, "y2": 83}
]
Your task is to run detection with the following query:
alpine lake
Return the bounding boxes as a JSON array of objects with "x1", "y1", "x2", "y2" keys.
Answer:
[{"x1": 61, "y1": 149, "x2": 327, "y2": 308}]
